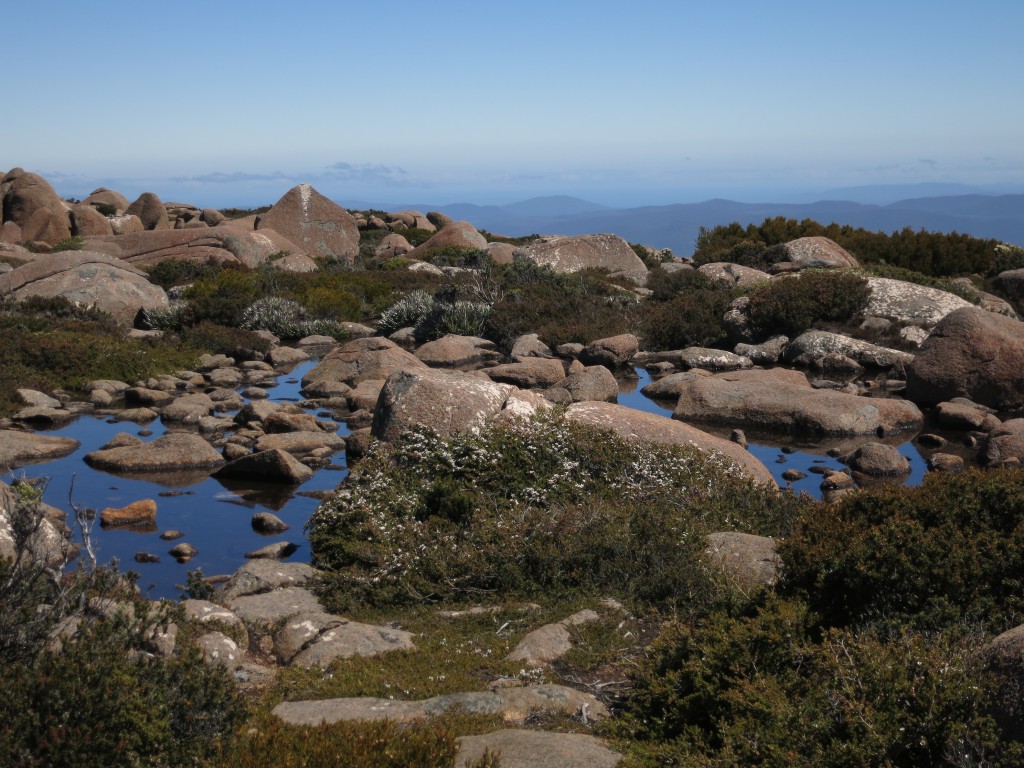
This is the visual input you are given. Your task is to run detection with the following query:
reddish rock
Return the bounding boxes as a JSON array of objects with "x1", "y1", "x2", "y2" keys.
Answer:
[
  {"x1": 302, "y1": 337, "x2": 425, "y2": 390},
  {"x1": 70, "y1": 204, "x2": 113, "y2": 237},
  {"x1": 515, "y1": 233, "x2": 648, "y2": 284},
  {"x1": 486, "y1": 358, "x2": 566, "y2": 388},
  {"x1": 83, "y1": 188, "x2": 130, "y2": 214},
  {"x1": 779, "y1": 236, "x2": 859, "y2": 270},
  {"x1": 906, "y1": 307, "x2": 1024, "y2": 409},
  {"x1": 125, "y1": 192, "x2": 170, "y2": 230},
  {"x1": 0, "y1": 250, "x2": 168, "y2": 326},
  {"x1": 406, "y1": 221, "x2": 488, "y2": 260},
  {"x1": 100, "y1": 499, "x2": 157, "y2": 528},
  {"x1": 255, "y1": 183, "x2": 359, "y2": 263},
  {"x1": 579, "y1": 334, "x2": 639, "y2": 368},
  {"x1": 85, "y1": 226, "x2": 304, "y2": 269},
  {"x1": 1, "y1": 170, "x2": 71, "y2": 244}
]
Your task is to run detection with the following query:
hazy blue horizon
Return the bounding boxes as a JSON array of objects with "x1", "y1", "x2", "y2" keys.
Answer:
[{"x1": 4, "y1": 1, "x2": 1022, "y2": 211}]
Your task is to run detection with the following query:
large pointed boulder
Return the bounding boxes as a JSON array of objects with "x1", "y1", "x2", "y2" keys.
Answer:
[
  {"x1": 1, "y1": 168, "x2": 71, "y2": 245},
  {"x1": 255, "y1": 184, "x2": 359, "y2": 263}
]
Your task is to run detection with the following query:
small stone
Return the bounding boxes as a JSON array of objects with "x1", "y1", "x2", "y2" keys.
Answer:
[
  {"x1": 169, "y1": 542, "x2": 197, "y2": 562},
  {"x1": 730, "y1": 429, "x2": 748, "y2": 448},
  {"x1": 252, "y1": 512, "x2": 289, "y2": 534},
  {"x1": 134, "y1": 552, "x2": 160, "y2": 563},
  {"x1": 245, "y1": 541, "x2": 298, "y2": 559},
  {"x1": 782, "y1": 469, "x2": 807, "y2": 482},
  {"x1": 160, "y1": 530, "x2": 185, "y2": 540}
]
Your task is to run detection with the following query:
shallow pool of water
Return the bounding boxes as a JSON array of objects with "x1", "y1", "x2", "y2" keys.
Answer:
[
  {"x1": 9, "y1": 361, "x2": 933, "y2": 600},
  {"x1": 618, "y1": 369, "x2": 929, "y2": 499},
  {"x1": 14, "y1": 362, "x2": 347, "y2": 601}
]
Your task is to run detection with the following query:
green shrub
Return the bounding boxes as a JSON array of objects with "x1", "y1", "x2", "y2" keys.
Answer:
[
  {"x1": 308, "y1": 416, "x2": 802, "y2": 612},
  {"x1": 144, "y1": 258, "x2": 225, "y2": 289},
  {"x1": 618, "y1": 597, "x2": 1018, "y2": 767},
  {"x1": 393, "y1": 227, "x2": 435, "y2": 246},
  {"x1": 746, "y1": 270, "x2": 871, "y2": 338},
  {"x1": 781, "y1": 468, "x2": 1024, "y2": 633},
  {"x1": 645, "y1": 267, "x2": 714, "y2": 302},
  {"x1": 176, "y1": 321, "x2": 272, "y2": 357},
  {"x1": 989, "y1": 244, "x2": 1024, "y2": 277},
  {"x1": 182, "y1": 268, "x2": 264, "y2": 327},
  {"x1": 421, "y1": 245, "x2": 491, "y2": 269},
  {"x1": 640, "y1": 289, "x2": 735, "y2": 351}
]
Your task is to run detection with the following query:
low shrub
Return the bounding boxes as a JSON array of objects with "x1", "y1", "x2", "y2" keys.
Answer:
[
  {"x1": 781, "y1": 468, "x2": 1024, "y2": 633},
  {"x1": 376, "y1": 289, "x2": 436, "y2": 336},
  {"x1": 240, "y1": 296, "x2": 348, "y2": 340},
  {"x1": 618, "y1": 596, "x2": 1018, "y2": 767},
  {"x1": 308, "y1": 416, "x2": 803, "y2": 612},
  {"x1": 420, "y1": 245, "x2": 491, "y2": 269},
  {"x1": 640, "y1": 289, "x2": 736, "y2": 351},
  {"x1": 144, "y1": 258, "x2": 225, "y2": 289},
  {"x1": 645, "y1": 267, "x2": 714, "y2": 302},
  {"x1": 746, "y1": 270, "x2": 871, "y2": 338}
]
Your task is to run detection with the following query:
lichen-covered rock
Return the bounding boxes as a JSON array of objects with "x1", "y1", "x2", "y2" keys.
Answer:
[
  {"x1": 863, "y1": 277, "x2": 972, "y2": 329},
  {"x1": 302, "y1": 337, "x2": 425, "y2": 392},
  {"x1": 705, "y1": 532, "x2": 780, "y2": 589},
  {"x1": 515, "y1": 234, "x2": 648, "y2": 284},
  {"x1": 405, "y1": 221, "x2": 487, "y2": 260},
  {"x1": 779, "y1": 236, "x2": 858, "y2": 269},
  {"x1": 372, "y1": 368, "x2": 514, "y2": 443},
  {"x1": 782, "y1": 330, "x2": 914, "y2": 371},
  {"x1": 697, "y1": 262, "x2": 771, "y2": 288},
  {"x1": 579, "y1": 334, "x2": 639, "y2": 368},
  {"x1": 843, "y1": 442, "x2": 911, "y2": 476}
]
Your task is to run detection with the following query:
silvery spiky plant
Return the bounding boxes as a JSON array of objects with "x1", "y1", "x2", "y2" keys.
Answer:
[
  {"x1": 376, "y1": 290, "x2": 435, "y2": 336},
  {"x1": 241, "y1": 296, "x2": 346, "y2": 340},
  {"x1": 142, "y1": 300, "x2": 188, "y2": 330}
]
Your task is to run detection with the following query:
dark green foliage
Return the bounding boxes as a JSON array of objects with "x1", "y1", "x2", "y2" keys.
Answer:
[
  {"x1": 645, "y1": 266, "x2": 714, "y2": 302},
  {"x1": 483, "y1": 260, "x2": 638, "y2": 349},
  {"x1": 176, "y1": 321, "x2": 272, "y2": 357},
  {"x1": 0, "y1": 302, "x2": 203, "y2": 416},
  {"x1": 0, "y1": 487, "x2": 246, "y2": 767},
  {"x1": 308, "y1": 416, "x2": 803, "y2": 613},
  {"x1": 393, "y1": 227, "x2": 435, "y2": 246},
  {"x1": 640, "y1": 290, "x2": 735, "y2": 351},
  {"x1": 220, "y1": 205, "x2": 271, "y2": 219},
  {"x1": 144, "y1": 257, "x2": 224, "y2": 289},
  {"x1": 618, "y1": 597, "x2": 1017, "y2": 767},
  {"x1": 479, "y1": 230, "x2": 541, "y2": 246},
  {"x1": 217, "y1": 714, "x2": 499, "y2": 768},
  {"x1": 693, "y1": 217, "x2": 1002, "y2": 277},
  {"x1": 92, "y1": 202, "x2": 118, "y2": 216},
  {"x1": 988, "y1": 244, "x2": 1024, "y2": 276},
  {"x1": 746, "y1": 270, "x2": 871, "y2": 338},
  {"x1": 781, "y1": 468, "x2": 1024, "y2": 633},
  {"x1": 48, "y1": 236, "x2": 85, "y2": 253},
  {"x1": 421, "y1": 244, "x2": 491, "y2": 268}
]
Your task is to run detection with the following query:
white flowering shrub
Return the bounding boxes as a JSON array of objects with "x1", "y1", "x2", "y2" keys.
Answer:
[
  {"x1": 240, "y1": 296, "x2": 347, "y2": 340},
  {"x1": 308, "y1": 415, "x2": 803, "y2": 611}
]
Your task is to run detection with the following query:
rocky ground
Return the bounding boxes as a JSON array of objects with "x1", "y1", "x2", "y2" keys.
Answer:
[{"x1": 5, "y1": 166, "x2": 1024, "y2": 765}]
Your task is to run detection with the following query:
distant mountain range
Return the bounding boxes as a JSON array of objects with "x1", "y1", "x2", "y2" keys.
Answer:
[{"x1": 341, "y1": 191, "x2": 1024, "y2": 257}]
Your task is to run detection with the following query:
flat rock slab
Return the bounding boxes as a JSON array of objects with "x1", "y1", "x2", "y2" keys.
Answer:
[
  {"x1": 213, "y1": 448, "x2": 313, "y2": 484},
  {"x1": 253, "y1": 432, "x2": 345, "y2": 456},
  {"x1": 272, "y1": 684, "x2": 608, "y2": 726},
  {"x1": 227, "y1": 587, "x2": 324, "y2": 625},
  {"x1": 705, "y1": 532, "x2": 780, "y2": 589},
  {"x1": 84, "y1": 431, "x2": 225, "y2": 474},
  {"x1": 507, "y1": 609, "x2": 601, "y2": 667},
  {"x1": 216, "y1": 560, "x2": 316, "y2": 601},
  {"x1": 0, "y1": 429, "x2": 79, "y2": 468},
  {"x1": 274, "y1": 611, "x2": 416, "y2": 667},
  {"x1": 670, "y1": 369, "x2": 923, "y2": 437},
  {"x1": 457, "y1": 730, "x2": 622, "y2": 768}
]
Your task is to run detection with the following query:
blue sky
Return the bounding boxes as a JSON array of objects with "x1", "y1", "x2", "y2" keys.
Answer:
[{"x1": 3, "y1": 1, "x2": 1022, "y2": 207}]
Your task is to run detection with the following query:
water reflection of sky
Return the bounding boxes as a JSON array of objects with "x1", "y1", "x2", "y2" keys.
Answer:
[
  {"x1": 11, "y1": 361, "x2": 932, "y2": 600},
  {"x1": 13, "y1": 362, "x2": 345, "y2": 601}
]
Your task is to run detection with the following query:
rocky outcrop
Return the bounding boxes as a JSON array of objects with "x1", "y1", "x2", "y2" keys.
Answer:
[
  {"x1": 507, "y1": 609, "x2": 600, "y2": 667},
  {"x1": 679, "y1": 347, "x2": 753, "y2": 372},
  {"x1": 906, "y1": 307, "x2": 1024, "y2": 409},
  {"x1": 0, "y1": 480, "x2": 69, "y2": 566},
  {"x1": 782, "y1": 330, "x2": 914, "y2": 371},
  {"x1": 697, "y1": 262, "x2": 771, "y2": 288},
  {"x1": 125, "y1": 192, "x2": 170, "y2": 230},
  {"x1": 302, "y1": 337, "x2": 426, "y2": 392},
  {"x1": 255, "y1": 183, "x2": 359, "y2": 263},
  {"x1": 705, "y1": 532, "x2": 780, "y2": 589},
  {"x1": 371, "y1": 368, "x2": 515, "y2": 443},
  {"x1": 213, "y1": 448, "x2": 313, "y2": 484},
  {"x1": 982, "y1": 420, "x2": 1024, "y2": 466},
  {"x1": 0, "y1": 429, "x2": 79, "y2": 469},
  {"x1": 405, "y1": 221, "x2": 487, "y2": 260},
  {"x1": 778, "y1": 236, "x2": 858, "y2": 270},
  {"x1": 548, "y1": 365, "x2": 618, "y2": 403},
  {"x1": 564, "y1": 401, "x2": 775, "y2": 486},
  {"x1": 486, "y1": 358, "x2": 566, "y2": 388},
  {"x1": 843, "y1": 442, "x2": 911, "y2": 475},
  {"x1": 0, "y1": 250, "x2": 168, "y2": 326},
  {"x1": 84, "y1": 226, "x2": 304, "y2": 269},
  {"x1": 1, "y1": 169, "x2": 71, "y2": 245},
  {"x1": 83, "y1": 188, "x2": 130, "y2": 214},
  {"x1": 863, "y1": 277, "x2": 973, "y2": 329},
  {"x1": 414, "y1": 335, "x2": 499, "y2": 368},
  {"x1": 515, "y1": 234, "x2": 648, "y2": 284},
  {"x1": 272, "y1": 684, "x2": 608, "y2": 726},
  {"x1": 670, "y1": 368, "x2": 923, "y2": 437},
  {"x1": 579, "y1": 334, "x2": 639, "y2": 368}
]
